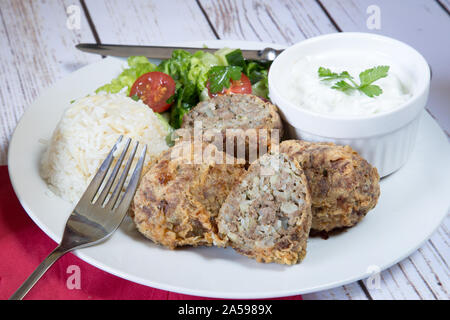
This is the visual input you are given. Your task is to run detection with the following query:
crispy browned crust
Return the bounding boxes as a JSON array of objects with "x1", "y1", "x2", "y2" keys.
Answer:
[
  {"x1": 280, "y1": 140, "x2": 380, "y2": 232},
  {"x1": 217, "y1": 152, "x2": 312, "y2": 265},
  {"x1": 176, "y1": 94, "x2": 283, "y2": 161},
  {"x1": 131, "y1": 141, "x2": 246, "y2": 249}
]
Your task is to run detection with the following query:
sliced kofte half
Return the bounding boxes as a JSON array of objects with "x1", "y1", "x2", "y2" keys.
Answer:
[
  {"x1": 131, "y1": 141, "x2": 246, "y2": 249},
  {"x1": 217, "y1": 152, "x2": 312, "y2": 265}
]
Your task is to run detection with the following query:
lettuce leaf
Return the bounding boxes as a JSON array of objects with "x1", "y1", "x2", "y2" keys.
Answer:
[
  {"x1": 157, "y1": 50, "x2": 200, "y2": 128},
  {"x1": 244, "y1": 61, "x2": 271, "y2": 99},
  {"x1": 189, "y1": 51, "x2": 223, "y2": 95},
  {"x1": 96, "y1": 56, "x2": 157, "y2": 95},
  {"x1": 214, "y1": 47, "x2": 235, "y2": 66},
  {"x1": 252, "y1": 77, "x2": 269, "y2": 99}
]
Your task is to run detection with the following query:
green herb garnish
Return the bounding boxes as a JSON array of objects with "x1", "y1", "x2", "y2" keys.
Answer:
[
  {"x1": 207, "y1": 66, "x2": 243, "y2": 94},
  {"x1": 318, "y1": 65, "x2": 389, "y2": 97}
]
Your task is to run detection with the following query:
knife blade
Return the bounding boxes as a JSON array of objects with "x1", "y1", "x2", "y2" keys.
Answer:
[{"x1": 76, "y1": 43, "x2": 283, "y2": 61}]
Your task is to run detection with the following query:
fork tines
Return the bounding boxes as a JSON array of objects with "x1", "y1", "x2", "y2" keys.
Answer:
[{"x1": 79, "y1": 135, "x2": 147, "y2": 211}]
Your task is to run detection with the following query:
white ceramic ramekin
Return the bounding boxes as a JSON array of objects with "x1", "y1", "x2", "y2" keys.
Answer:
[{"x1": 269, "y1": 32, "x2": 430, "y2": 177}]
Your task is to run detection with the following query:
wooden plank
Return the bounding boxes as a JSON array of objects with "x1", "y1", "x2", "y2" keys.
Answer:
[
  {"x1": 375, "y1": 265, "x2": 422, "y2": 299},
  {"x1": 428, "y1": 217, "x2": 450, "y2": 271},
  {"x1": 302, "y1": 282, "x2": 370, "y2": 300},
  {"x1": 198, "y1": 0, "x2": 337, "y2": 44},
  {"x1": 319, "y1": 0, "x2": 450, "y2": 135},
  {"x1": 308, "y1": 216, "x2": 449, "y2": 300},
  {"x1": 414, "y1": 216, "x2": 450, "y2": 298},
  {"x1": 362, "y1": 214, "x2": 449, "y2": 300},
  {"x1": 84, "y1": 0, "x2": 216, "y2": 44},
  {"x1": 0, "y1": 0, "x2": 99, "y2": 165}
]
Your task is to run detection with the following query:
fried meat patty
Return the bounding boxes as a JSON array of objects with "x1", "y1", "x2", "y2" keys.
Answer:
[
  {"x1": 280, "y1": 140, "x2": 380, "y2": 232},
  {"x1": 217, "y1": 152, "x2": 312, "y2": 265},
  {"x1": 177, "y1": 94, "x2": 283, "y2": 161},
  {"x1": 131, "y1": 141, "x2": 246, "y2": 249}
]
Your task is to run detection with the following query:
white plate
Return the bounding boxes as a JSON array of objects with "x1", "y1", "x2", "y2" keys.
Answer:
[{"x1": 8, "y1": 40, "x2": 450, "y2": 299}]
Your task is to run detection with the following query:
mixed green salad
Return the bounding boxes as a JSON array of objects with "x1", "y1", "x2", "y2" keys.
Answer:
[{"x1": 95, "y1": 48, "x2": 271, "y2": 128}]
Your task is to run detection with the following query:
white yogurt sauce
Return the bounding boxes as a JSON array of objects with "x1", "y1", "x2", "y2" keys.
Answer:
[{"x1": 280, "y1": 51, "x2": 412, "y2": 116}]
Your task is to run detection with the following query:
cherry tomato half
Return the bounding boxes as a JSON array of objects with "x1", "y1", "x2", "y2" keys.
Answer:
[
  {"x1": 207, "y1": 73, "x2": 252, "y2": 98},
  {"x1": 129, "y1": 71, "x2": 176, "y2": 113}
]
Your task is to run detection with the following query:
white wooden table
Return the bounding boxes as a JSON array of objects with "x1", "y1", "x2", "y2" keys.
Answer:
[{"x1": 0, "y1": 0, "x2": 448, "y2": 300}]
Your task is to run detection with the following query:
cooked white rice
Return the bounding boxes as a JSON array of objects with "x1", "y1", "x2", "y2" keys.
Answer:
[{"x1": 40, "y1": 93, "x2": 170, "y2": 203}]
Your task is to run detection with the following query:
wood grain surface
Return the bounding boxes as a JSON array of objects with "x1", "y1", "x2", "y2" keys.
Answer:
[
  {"x1": 0, "y1": 0, "x2": 99, "y2": 165},
  {"x1": 0, "y1": 0, "x2": 448, "y2": 300},
  {"x1": 84, "y1": 0, "x2": 216, "y2": 43},
  {"x1": 198, "y1": 0, "x2": 337, "y2": 43}
]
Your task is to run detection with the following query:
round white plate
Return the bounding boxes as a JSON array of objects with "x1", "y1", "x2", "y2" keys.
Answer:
[{"x1": 8, "y1": 40, "x2": 450, "y2": 299}]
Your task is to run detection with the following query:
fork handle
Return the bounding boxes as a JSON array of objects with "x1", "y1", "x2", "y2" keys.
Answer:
[{"x1": 9, "y1": 246, "x2": 68, "y2": 300}]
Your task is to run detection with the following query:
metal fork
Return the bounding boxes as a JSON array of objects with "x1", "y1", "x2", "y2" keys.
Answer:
[{"x1": 9, "y1": 135, "x2": 147, "y2": 300}]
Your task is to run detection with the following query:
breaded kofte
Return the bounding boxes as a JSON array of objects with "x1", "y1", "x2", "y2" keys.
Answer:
[
  {"x1": 280, "y1": 140, "x2": 380, "y2": 233},
  {"x1": 131, "y1": 141, "x2": 246, "y2": 249},
  {"x1": 177, "y1": 94, "x2": 283, "y2": 161}
]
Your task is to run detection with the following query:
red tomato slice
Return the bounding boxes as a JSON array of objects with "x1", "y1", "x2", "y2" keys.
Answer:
[
  {"x1": 207, "y1": 73, "x2": 252, "y2": 98},
  {"x1": 129, "y1": 71, "x2": 176, "y2": 113}
]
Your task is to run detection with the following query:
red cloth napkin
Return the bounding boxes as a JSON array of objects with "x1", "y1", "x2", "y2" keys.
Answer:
[{"x1": 0, "y1": 166, "x2": 301, "y2": 300}]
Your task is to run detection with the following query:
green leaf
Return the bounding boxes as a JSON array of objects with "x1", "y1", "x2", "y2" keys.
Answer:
[
  {"x1": 340, "y1": 71, "x2": 352, "y2": 79},
  {"x1": 252, "y1": 78, "x2": 269, "y2": 99},
  {"x1": 242, "y1": 60, "x2": 271, "y2": 98},
  {"x1": 331, "y1": 80, "x2": 355, "y2": 93},
  {"x1": 193, "y1": 51, "x2": 222, "y2": 67},
  {"x1": 244, "y1": 60, "x2": 270, "y2": 83},
  {"x1": 207, "y1": 66, "x2": 243, "y2": 93},
  {"x1": 229, "y1": 66, "x2": 242, "y2": 80},
  {"x1": 359, "y1": 65, "x2": 390, "y2": 86},
  {"x1": 318, "y1": 67, "x2": 337, "y2": 78},
  {"x1": 127, "y1": 56, "x2": 152, "y2": 67},
  {"x1": 318, "y1": 67, "x2": 354, "y2": 82},
  {"x1": 359, "y1": 84, "x2": 383, "y2": 97},
  {"x1": 169, "y1": 100, "x2": 191, "y2": 128},
  {"x1": 189, "y1": 52, "x2": 220, "y2": 95},
  {"x1": 319, "y1": 65, "x2": 389, "y2": 98},
  {"x1": 225, "y1": 49, "x2": 245, "y2": 68},
  {"x1": 214, "y1": 47, "x2": 236, "y2": 65},
  {"x1": 96, "y1": 56, "x2": 157, "y2": 95}
]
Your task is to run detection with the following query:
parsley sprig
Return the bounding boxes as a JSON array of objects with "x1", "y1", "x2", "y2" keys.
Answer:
[
  {"x1": 207, "y1": 65, "x2": 243, "y2": 94},
  {"x1": 318, "y1": 65, "x2": 390, "y2": 97}
]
